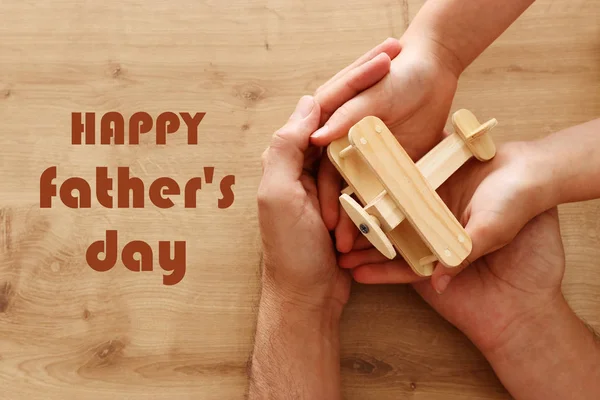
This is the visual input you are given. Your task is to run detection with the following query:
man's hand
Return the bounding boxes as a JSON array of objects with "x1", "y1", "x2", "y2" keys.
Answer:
[
  {"x1": 250, "y1": 44, "x2": 397, "y2": 398},
  {"x1": 258, "y1": 95, "x2": 350, "y2": 309},
  {"x1": 251, "y1": 96, "x2": 347, "y2": 399},
  {"x1": 420, "y1": 210, "x2": 600, "y2": 399},
  {"x1": 347, "y1": 206, "x2": 600, "y2": 398},
  {"x1": 346, "y1": 206, "x2": 599, "y2": 398}
]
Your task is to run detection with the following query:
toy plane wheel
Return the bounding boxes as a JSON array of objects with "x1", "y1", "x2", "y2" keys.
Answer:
[{"x1": 339, "y1": 194, "x2": 396, "y2": 259}]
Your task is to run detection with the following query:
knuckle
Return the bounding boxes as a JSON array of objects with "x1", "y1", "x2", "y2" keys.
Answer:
[
  {"x1": 256, "y1": 186, "x2": 272, "y2": 208},
  {"x1": 342, "y1": 75, "x2": 359, "y2": 93},
  {"x1": 257, "y1": 186, "x2": 289, "y2": 210},
  {"x1": 270, "y1": 129, "x2": 295, "y2": 153},
  {"x1": 314, "y1": 84, "x2": 325, "y2": 95},
  {"x1": 261, "y1": 148, "x2": 269, "y2": 169},
  {"x1": 334, "y1": 104, "x2": 352, "y2": 120}
]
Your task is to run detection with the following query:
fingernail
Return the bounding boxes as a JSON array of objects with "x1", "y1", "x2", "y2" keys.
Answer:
[
  {"x1": 311, "y1": 125, "x2": 328, "y2": 138},
  {"x1": 436, "y1": 275, "x2": 452, "y2": 294},
  {"x1": 292, "y1": 95, "x2": 314, "y2": 119}
]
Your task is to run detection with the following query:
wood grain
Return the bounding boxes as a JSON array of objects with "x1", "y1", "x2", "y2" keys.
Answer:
[
  {"x1": 350, "y1": 116, "x2": 472, "y2": 268},
  {"x1": 0, "y1": 0, "x2": 599, "y2": 399}
]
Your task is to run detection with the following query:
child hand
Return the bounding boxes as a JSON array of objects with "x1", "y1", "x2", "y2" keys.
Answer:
[
  {"x1": 338, "y1": 141, "x2": 553, "y2": 293},
  {"x1": 312, "y1": 43, "x2": 460, "y2": 252}
]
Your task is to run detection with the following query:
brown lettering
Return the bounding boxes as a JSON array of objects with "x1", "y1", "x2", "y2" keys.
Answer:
[
  {"x1": 218, "y1": 175, "x2": 235, "y2": 209},
  {"x1": 180, "y1": 112, "x2": 206, "y2": 145},
  {"x1": 129, "y1": 112, "x2": 153, "y2": 144},
  {"x1": 86, "y1": 230, "x2": 118, "y2": 272},
  {"x1": 184, "y1": 177, "x2": 202, "y2": 208},
  {"x1": 117, "y1": 167, "x2": 144, "y2": 208},
  {"x1": 96, "y1": 167, "x2": 113, "y2": 208},
  {"x1": 72, "y1": 112, "x2": 95, "y2": 145},
  {"x1": 149, "y1": 177, "x2": 180, "y2": 208},
  {"x1": 159, "y1": 241, "x2": 186, "y2": 285},
  {"x1": 40, "y1": 166, "x2": 57, "y2": 208},
  {"x1": 100, "y1": 112, "x2": 125, "y2": 144},
  {"x1": 156, "y1": 112, "x2": 180, "y2": 145},
  {"x1": 122, "y1": 240, "x2": 153, "y2": 272},
  {"x1": 60, "y1": 177, "x2": 92, "y2": 208}
]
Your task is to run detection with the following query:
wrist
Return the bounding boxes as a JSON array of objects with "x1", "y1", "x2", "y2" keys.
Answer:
[
  {"x1": 250, "y1": 282, "x2": 343, "y2": 399},
  {"x1": 260, "y1": 276, "x2": 345, "y2": 324},
  {"x1": 261, "y1": 254, "x2": 349, "y2": 314},
  {"x1": 529, "y1": 135, "x2": 569, "y2": 208},
  {"x1": 399, "y1": 31, "x2": 465, "y2": 80},
  {"x1": 513, "y1": 140, "x2": 561, "y2": 216},
  {"x1": 480, "y1": 294, "x2": 600, "y2": 398}
]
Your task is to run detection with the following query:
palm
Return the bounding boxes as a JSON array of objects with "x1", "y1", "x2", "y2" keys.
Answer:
[
  {"x1": 438, "y1": 142, "x2": 539, "y2": 260},
  {"x1": 314, "y1": 49, "x2": 459, "y2": 245},
  {"x1": 357, "y1": 52, "x2": 458, "y2": 160},
  {"x1": 297, "y1": 171, "x2": 352, "y2": 305},
  {"x1": 412, "y1": 209, "x2": 564, "y2": 352}
]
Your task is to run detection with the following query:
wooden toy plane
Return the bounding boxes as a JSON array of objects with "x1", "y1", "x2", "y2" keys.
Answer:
[{"x1": 327, "y1": 109, "x2": 497, "y2": 276}]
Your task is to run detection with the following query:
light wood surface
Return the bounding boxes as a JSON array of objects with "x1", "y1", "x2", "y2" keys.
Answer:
[{"x1": 0, "y1": 1, "x2": 599, "y2": 399}]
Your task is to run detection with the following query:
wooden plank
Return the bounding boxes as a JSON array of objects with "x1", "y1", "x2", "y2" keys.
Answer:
[{"x1": 0, "y1": 1, "x2": 598, "y2": 399}]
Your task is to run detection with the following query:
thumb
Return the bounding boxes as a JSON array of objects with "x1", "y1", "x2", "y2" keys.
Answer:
[
  {"x1": 309, "y1": 87, "x2": 380, "y2": 146},
  {"x1": 262, "y1": 96, "x2": 321, "y2": 184},
  {"x1": 430, "y1": 216, "x2": 496, "y2": 294},
  {"x1": 464, "y1": 215, "x2": 502, "y2": 262}
]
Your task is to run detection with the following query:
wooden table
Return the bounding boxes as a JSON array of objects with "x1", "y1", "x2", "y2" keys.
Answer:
[{"x1": 0, "y1": 1, "x2": 598, "y2": 398}]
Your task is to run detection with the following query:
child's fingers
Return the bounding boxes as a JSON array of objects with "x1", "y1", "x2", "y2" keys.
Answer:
[
  {"x1": 335, "y1": 208, "x2": 359, "y2": 253},
  {"x1": 315, "y1": 38, "x2": 400, "y2": 95},
  {"x1": 430, "y1": 214, "x2": 506, "y2": 294},
  {"x1": 351, "y1": 260, "x2": 424, "y2": 284},
  {"x1": 310, "y1": 83, "x2": 382, "y2": 146},
  {"x1": 338, "y1": 247, "x2": 389, "y2": 269},
  {"x1": 315, "y1": 52, "x2": 392, "y2": 126},
  {"x1": 317, "y1": 156, "x2": 342, "y2": 230}
]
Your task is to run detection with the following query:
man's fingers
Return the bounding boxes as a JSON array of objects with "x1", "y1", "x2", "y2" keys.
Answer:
[
  {"x1": 352, "y1": 232, "x2": 373, "y2": 250},
  {"x1": 338, "y1": 247, "x2": 389, "y2": 269},
  {"x1": 316, "y1": 52, "x2": 392, "y2": 125},
  {"x1": 335, "y1": 209, "x2": 358, "y2": 253},
  {"x1": 262, "y1": 96, "x2": 321, "y2": 184},
  {"x1": 351, "y1": 260, "x2": 424, "y2": 284},
  {"x1": 317, "y1": 156, "x2": 341, "y2": 230},
  {"x1": 315, "y1": 37, "x2": 400, "y2": 95}
]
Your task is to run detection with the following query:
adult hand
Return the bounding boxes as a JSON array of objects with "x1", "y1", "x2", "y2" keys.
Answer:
[
  {"x1": 258, "y1": 95, "x2": 350, "y2": 310},
  {"x1": 347, "y1": 204, "x2": 600, "y2": 398},
  {"x1": 257, "y1": 38, "x2": 399, "y2": 308},
  {"x1": 417, "y1": 210, "x2": 599, "y2": 399},
  {"x1": 312, "y1": 39, "x2": 461, "y2": 252},
  {"x1": 416, "y1": 208, "x2": 565, "y2": 353}
]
